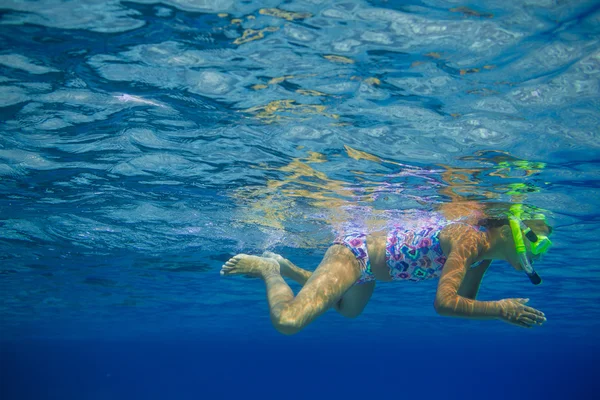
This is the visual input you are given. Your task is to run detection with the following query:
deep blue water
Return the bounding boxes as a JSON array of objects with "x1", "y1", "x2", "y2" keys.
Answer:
[
  {"x1": 1, "y1": 0, "x2": 600, "y2": 399},
  {"x1": 2, "y1": 338, "x2": 599, "y2": 400}
]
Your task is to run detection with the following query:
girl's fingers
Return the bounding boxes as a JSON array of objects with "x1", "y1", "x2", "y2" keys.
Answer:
[
  {"x1": 525, "y1": 312, "x2": 546, "y2": 324},
  {"x1": 525, "y1": 309, "x2": 546, "y2": 322},
  {"x1": 520, "y1": 316, "x2": 536, "y2": 326},
  {"x1": 523, "y1": 306, "x2": 545, "y2": 317}
]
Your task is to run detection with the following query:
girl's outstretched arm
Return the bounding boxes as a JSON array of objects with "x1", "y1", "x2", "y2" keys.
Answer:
[
  {"x1": 457, "y1": 260, "x2": 492, "y2": 300},
  {"x1": 434, "y1": 227, "x2": 546, "y2": 327},
  {"x1": 434, "y1": 244, "x2": 500, "y2": 319}
]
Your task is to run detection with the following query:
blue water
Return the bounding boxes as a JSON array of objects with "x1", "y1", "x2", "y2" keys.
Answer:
[{"x1": 1, "y1": 0, "x2": 599, "y2": 398}]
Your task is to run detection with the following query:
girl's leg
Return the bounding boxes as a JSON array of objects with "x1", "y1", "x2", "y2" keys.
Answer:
[
  {"x1": 262, "y1": 251, "x2": 312, "y2": 285},
  {"x1": 334, "y1": 281, "x2": 375, "y2": 318},
  {"x1": 221, "y1": 244, "x2": 365, "y2": 335},
  {"x1": 262, "y1": 251, "x2": 375, "y2": 318}
]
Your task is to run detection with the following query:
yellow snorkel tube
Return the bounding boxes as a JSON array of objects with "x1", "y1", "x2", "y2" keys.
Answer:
[
  {"x1": 508, "y1": 205, "x2": 552, "y2": 285},
  {"x1": 509, "y1": 217, "x2": 542, "y2": 285}
]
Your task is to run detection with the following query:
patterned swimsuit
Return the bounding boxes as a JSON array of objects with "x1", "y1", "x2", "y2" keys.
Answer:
[{"x1": 334, "y1": 218, "x2": 455, "y2": 284}]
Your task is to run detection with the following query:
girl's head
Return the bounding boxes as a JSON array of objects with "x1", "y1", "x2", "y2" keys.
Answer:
[
  {"x1": 479, "y1": 216, "x2": 553, "y2": 283},
  {"x1": 480, "y1": 217, "x2": 552, "y2": 237}
]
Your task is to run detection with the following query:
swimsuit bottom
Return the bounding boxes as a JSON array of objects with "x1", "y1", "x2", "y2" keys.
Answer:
[{"x1": 333, "y1": 233, "x2": 374, "y2": 284}]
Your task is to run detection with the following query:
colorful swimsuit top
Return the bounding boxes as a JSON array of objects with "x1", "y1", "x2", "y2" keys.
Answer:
[
  {"x1": 386, "y1": 223, "x2": 448, "y2": 281},
  {"x1": 333, "y1": 214, "x2": 486, "y2": 284},
  {"x1": 386, "y1": 217, "x2": 486, "y2": 281}
]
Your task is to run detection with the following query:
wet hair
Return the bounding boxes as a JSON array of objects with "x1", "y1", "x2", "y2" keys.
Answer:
[
  {"x1": 478, "y1": 218, "x2": 553, "y2": 235},
  {"x1": 478, "y1": 218, "x2": 509, "y2": 230}
]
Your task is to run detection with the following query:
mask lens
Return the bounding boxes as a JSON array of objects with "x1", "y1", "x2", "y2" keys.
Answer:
[{"x1": 530, "y1": 235, "x2": 552, "y2": 255}]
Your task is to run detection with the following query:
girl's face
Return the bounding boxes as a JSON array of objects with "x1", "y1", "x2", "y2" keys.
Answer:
[
  {"x1": 506, "y1": 247, "x2": 523, "y2": 271},
  {"x1": 504, "y1": 225, "x2": 547, "y2": 271}
]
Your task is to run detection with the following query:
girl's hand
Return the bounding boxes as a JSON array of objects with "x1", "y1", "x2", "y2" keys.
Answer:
[{"x1": 497, "y1": 298, "x2": 547, "y2": 328}]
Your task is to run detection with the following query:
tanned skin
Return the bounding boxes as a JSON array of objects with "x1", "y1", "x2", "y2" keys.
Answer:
[{"x1": 220, "y1": 221, "x2": 547, "y2": 335}]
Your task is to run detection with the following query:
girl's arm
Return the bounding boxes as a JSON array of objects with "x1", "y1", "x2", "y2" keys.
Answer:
[
  {"x1": 434, "y1": 230, "x2": 546, "y2": 327},
  {"x1": 457, "y1": 260, "x2": 492, "y2": 300},
  {"x1": 434, "y1": 246, "x2": 501, "y2": 319}
]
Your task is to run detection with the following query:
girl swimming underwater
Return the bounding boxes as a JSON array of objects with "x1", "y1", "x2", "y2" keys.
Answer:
[{"x1": 220, "y1": 207, "x2": 551, "y2": 335}]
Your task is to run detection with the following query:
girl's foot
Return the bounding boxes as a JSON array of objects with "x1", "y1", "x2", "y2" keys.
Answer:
[
  {"x1": 220, "y1": 254, "x2": 280, "y2": 278},
  {"x1": 262, "y1": 251, "x2": 293, "y2": 277}
]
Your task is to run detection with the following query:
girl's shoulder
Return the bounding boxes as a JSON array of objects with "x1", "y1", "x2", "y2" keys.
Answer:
[
  {"x1": 438, "y1": 221, "x2": 488, "y2": 254},
  {"x1": 440, "y1": 220, "x2": 487, "y2": 236}
]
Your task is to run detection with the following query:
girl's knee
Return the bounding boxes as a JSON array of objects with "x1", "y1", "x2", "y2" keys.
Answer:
[
  {"x1": 272, "y1": 316, "x2": 302, "y2": 335},
  {"x1": 271, "y1": 307, "x2": 305, "y2": 335}
]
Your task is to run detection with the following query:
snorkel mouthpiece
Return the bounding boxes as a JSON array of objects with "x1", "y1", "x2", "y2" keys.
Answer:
[
  {"x1": 527, "y1": 270, "x2": 543, "y2": 285},
  {"x1": 519, "y1": 252, "x2": 543, "y2": 285}
]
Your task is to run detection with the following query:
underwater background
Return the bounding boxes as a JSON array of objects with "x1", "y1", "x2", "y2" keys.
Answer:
[{"x1": 1, "y1": 0, "x2": 599, "y2": 398}]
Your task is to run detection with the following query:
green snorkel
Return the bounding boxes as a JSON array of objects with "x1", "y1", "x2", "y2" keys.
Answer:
[{"x1": 509, "y1": 205, "x2": 552, "y2": 285}]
